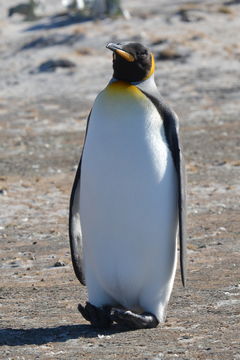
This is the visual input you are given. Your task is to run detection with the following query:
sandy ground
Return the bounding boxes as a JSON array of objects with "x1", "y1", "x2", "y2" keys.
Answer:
[{"x1": 0, "y1": 0, "x2": 240, "y2": 359}]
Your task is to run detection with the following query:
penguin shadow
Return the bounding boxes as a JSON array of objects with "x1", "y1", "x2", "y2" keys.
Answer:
[
  {"x1": 0, "y1": 323, "x2": 129, "y2": 346},
  {"x1": 24, "y1": 13, "x2": 91, "y2": 32}
]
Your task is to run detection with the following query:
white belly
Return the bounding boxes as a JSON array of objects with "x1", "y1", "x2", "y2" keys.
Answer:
[{"x1": 80, "y1": 82, "x2": 178, "y2": 321}]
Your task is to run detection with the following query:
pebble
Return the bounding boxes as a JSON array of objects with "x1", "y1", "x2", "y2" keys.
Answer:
[{"x1": 54, "y1": 260, "x2": 66, "y2": 267}]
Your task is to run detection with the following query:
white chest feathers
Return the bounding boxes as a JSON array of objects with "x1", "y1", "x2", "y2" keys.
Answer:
[{"x1": 80, "y1": 81, "x2": 178, "y2": 322}]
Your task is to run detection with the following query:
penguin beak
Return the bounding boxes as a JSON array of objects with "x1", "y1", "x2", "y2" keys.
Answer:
[{"x1": 106, "y1": 43, "x2": 135, "y2": 62}]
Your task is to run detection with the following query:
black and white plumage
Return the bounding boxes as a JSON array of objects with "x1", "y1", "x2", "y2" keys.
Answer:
[{"x1": 69, "y1": 42, "x2": 186, "y2": 329}]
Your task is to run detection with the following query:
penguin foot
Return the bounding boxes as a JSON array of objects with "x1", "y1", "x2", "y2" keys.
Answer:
[
  {"x1": 78, "y1": 302, "x2": 113, "y2": 329},
  {"x1": 110, "y1": 308, "x2": 159, "y2": 329}
]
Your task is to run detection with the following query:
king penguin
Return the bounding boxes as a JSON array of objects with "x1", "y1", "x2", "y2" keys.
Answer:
[{"x1": 69, "y1": 42, "x2": 186, "y2": 329}]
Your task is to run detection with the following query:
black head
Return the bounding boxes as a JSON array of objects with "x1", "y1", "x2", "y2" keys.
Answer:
[{"x1": 106, "y1": 42, "x2": 155, "y2": 83}]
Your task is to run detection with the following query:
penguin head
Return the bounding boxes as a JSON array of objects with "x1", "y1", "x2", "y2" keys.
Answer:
[{"x1": 106, "y1": 42, "x2": 155, "y2": 83}]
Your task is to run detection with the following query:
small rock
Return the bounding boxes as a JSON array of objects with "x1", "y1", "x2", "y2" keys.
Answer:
[
  {"x1": 36, "y1": 59, "x2": 76, "y2": 73},
  {"x1": 176, "y1": 9, "x2": 204, "y2": 23},
  {"x1": 190, "y1": 34, "x2": 203, "y2": 41},
  {"x1": 218, "y1": 6, "x2": 233, "y2": 14},
  {"x1": 10, "y1": 261, "x2": 19, "y2": 268},
  {"x1": 0, "y1": 188, "x2": 7, "y2": 195},
  {"x1": 54, "y1": 260, "x2": 66, "y2": 267},
  {"x1": 217, "y1": 161, "x2": 227, "y2": 166},
  {"x1": 156, "y1": 46, "x2": 191, "y2": 62},
  {"x1": 8, "y1": 2, "x2": 39, "y2": 21},
  {"x1": 151, "y1": 38, "x2": 168, "y2": 46},
  {"x1": 219, "y1": 227, "x2": 227, "y2": 232},
  {"x1": 187, "y1": 243, "x2": 198, "y2": 251}
]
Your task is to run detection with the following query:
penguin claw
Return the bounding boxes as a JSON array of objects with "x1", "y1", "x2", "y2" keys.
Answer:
[
  {"x1": 78, "y1": 302, "x2": 113, "y2": 329},
  {"x1": 110, "y1": 308, "x2": 159, "y2": 329}
]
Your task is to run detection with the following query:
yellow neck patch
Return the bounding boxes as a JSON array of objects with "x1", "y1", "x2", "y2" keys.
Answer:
[{"x1": 106, "y1": 81, "x2": 144, "y2": 99}]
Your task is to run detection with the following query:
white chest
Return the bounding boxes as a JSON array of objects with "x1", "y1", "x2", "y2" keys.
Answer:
[
  {"x1": 82, "y1": 83, "x2": 171, "y2": 185},
  {"x1": 80, "y1": 83, "x2": 178, "y2": 311}
]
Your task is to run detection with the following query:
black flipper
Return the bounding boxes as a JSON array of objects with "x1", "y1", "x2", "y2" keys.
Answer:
[
  {"x1": 110, "y1": 308, "x2": 159, "y2": 329},
  {"x1": 140, "y1": 90, "x2": 187, "y2": 287},
  {"x1": 78, "y1": 302, "x2": 113, "y2": 329},
  {"x1": 69, "y1": 112, "x2": 91, "y2": 285}
]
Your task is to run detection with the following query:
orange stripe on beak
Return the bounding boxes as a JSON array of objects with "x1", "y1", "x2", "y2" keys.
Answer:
[{"x1": 115, "y1": 49, "x2": 135, "y2": 62}]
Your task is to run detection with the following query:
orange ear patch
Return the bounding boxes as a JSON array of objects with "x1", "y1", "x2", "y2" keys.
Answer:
[
  {"x1": 115, "y1": 49, "x2": 135, "y2": 62},
  {"x1": 144, "y1": 53, "x2": 155, "y2": 80}
]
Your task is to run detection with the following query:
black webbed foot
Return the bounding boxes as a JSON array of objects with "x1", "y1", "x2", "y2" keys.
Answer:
[
  {"x1": 78, "y1": 302, "x2": 113, "y2": 329},
  {"x1": 110, "y1": 308, "x2": 159, "y2": 329}
]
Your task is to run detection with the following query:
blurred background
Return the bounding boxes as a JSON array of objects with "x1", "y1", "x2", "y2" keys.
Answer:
[{"x1": 1, "y1": 0, "x2": 239, "y2": 358}]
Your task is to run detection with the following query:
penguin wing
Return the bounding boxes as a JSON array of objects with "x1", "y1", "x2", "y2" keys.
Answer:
[
  {"x1": 140, "y1": 90, "x2": 187, "y2": 286},
  {"x1": 69, "y1": 112, "x2": 91, "y2": 285}
]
